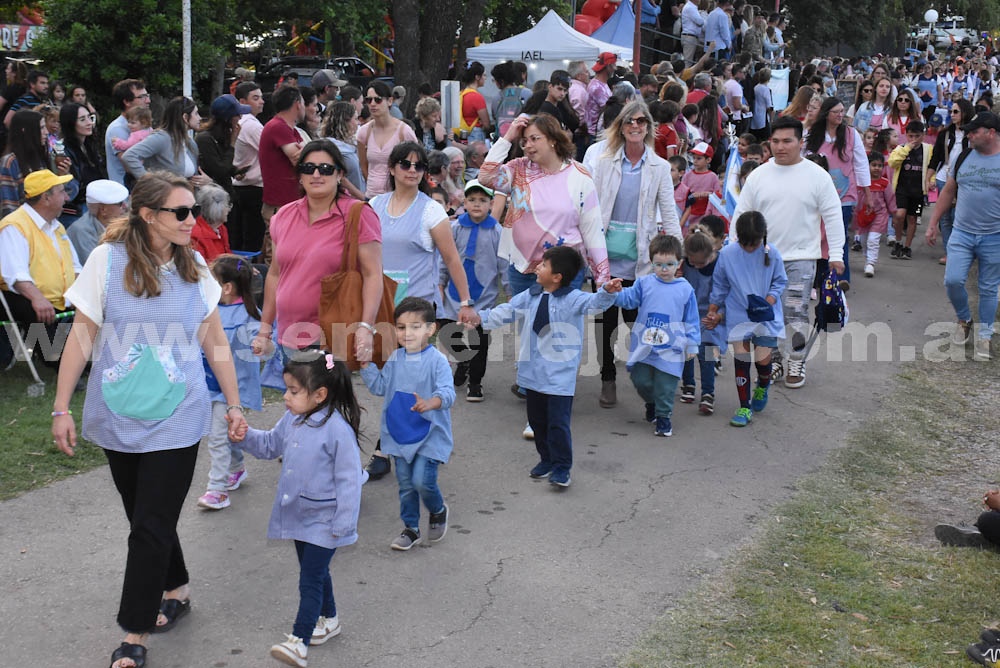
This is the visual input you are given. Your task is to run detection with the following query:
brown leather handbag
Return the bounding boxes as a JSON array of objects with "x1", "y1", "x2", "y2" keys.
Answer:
[{"x1": 318, "y1": 201, "x2": 397, "y2": 371}]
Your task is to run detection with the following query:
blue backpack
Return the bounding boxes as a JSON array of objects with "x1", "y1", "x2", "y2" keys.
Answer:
[
  {"x1": 494, "y1": 87, "x2": 524, "y2": 140},
  {"x1": 815, "y1": 270, "x2": 847, "y2": 332}
]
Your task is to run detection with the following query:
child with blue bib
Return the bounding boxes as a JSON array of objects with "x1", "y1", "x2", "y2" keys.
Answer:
[
  {"x1": 360, "y1": 297, "x2": 455, "y2": 551},
  {"x1": 612, "y1": 235, "x2": 700, "y2": 437},
  {"x1": 707, "y1": 211, "x2": 787, "y2": 427}
]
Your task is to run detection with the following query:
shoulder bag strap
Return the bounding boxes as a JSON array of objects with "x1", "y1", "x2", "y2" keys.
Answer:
[{"x1": 340, "y1": 200, "x2": 365, "y2": 272}]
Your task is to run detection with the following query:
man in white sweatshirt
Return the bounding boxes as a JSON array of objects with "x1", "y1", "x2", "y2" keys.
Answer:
[{"x1": 731, "y1": 116, "x2": 845, "y2": 388}]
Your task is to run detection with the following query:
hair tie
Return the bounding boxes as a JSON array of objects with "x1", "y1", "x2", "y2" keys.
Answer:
[
  {"x1": 236, "y1": 259, "x2": 243, "y2": 272},
  {"x1": 324, "y1": 353, "x2": 335, "y2": 370}
]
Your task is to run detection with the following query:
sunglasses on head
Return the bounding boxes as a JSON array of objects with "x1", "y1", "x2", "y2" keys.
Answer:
[
  {"x1": 397, "y1": 159, "x2": 427, "y2": 172},
  {"x1": 156, "y1": 205, "x2": 201, "y2": 221},
  {"x1": 364, "y1": 96, "x2": 384, "y2": 105},
  {"x1": 297, "y1": 162, "x2": 338, "y2": 176}
]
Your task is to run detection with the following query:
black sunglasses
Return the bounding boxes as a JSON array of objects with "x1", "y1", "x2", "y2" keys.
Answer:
[
  {"x1": 156, "y1": 205, "x2": 201, "y2": 221},
  {"x1": 624, "y1": 117, "x2": 650, "y2": 126},
  {"x1": 397, "y1": 159, "x2": 427, "y2": 172},
  {"x1": 364, "y1": 96, "x2": 384, "y2": 105},
  {"x1": 297, "y1": 162, "x2": 338, "y2": 176}
]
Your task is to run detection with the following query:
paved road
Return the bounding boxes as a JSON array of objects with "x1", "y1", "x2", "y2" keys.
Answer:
[{"x1": 0, "y1": 237, "x2": 966, "y2": 668}]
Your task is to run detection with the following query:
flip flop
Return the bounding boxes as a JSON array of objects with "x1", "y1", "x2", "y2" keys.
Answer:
[
  {"x1": 109, "y1": 641, "x2": 146, "y2": 668},
  {"x1": 152, "y1": 597, "x2": 190, "y2": 633}
]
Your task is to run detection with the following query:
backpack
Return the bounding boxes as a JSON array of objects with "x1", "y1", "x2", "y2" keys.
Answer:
[
  {"x1": 953, "y1": 146, "x2": 974, "y2": 191},
  {"x1": 493, "y1": 87, "x2": 524, "y2": 139},
  {"x1": 815, "y1": 269, "x2": 847, "y2": 332}
]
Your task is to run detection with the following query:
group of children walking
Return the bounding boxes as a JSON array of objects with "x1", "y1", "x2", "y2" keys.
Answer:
[{"x1": 187, "y1": 164, "x2": 792, "y2": 665}]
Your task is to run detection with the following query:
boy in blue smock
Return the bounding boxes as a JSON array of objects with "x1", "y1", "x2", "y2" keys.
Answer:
[
  {"x1": 613, "y1": 235, "x2": 701, "y2": 438},
  {"x1": 361, "y1": 297, "x2": 455, "y2": 551},
  {"x1": 469, "y1": 246, "x2": 622, "y2": 488},
  {"x1": 438, "y1": 179, "x2": 509, "y2": 402}
]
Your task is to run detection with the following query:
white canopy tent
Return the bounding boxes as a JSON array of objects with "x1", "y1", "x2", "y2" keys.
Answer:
[{"x1": 466, "y1": 9, "x2": 633, "y2": 85}]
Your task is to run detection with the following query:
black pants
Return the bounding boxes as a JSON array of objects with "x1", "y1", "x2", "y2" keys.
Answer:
[
  {"x1": 437, "y1": 320, "x2": 490, "y2": 384},
  {"x1": 233, "y1": 185, "x2": 265, "y2": 253},
  {"x1": 596, "y1": 278, "x2": 637, "y2": 381},
  {"x1": 1, "y1": 290, "x2": 72, "y2": 368},
  {"x1": 978, "y1": 510, "x2": 1000, "y2": 546},
  {"x1": 105, "y1": 443, "x2": 199, "y2": 632}
]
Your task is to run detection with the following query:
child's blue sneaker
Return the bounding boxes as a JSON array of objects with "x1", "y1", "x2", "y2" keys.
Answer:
[
  {"x1": 549, "y1": 468, "x2": 571, "y2": 488},
  {"x1": 644, "y1": 403, "x2": 655, "y2": 423},
  {"x1": 751, "y1": 385, "x2": 769, "y2": 412},
  {"x1": 654, "y1": 416, "x2": 672, "y2": 437},
  {"x1": 730, "y1": 407, "x2": 753, "y2": 427},
  {"x1": 529, "y1": 461, "x2": 553, "y2": 478}
]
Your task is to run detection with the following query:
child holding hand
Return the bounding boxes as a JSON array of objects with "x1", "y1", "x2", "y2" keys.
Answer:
[
  {"x1": 468, "y1": 246, "x2": 622, "y2": 488},
  {"x1": 708, "y1": 211, "x2": 787, "y2": 428},
  {"x1": 229, "y1": 350, "x2": 364, "y2": 667}
]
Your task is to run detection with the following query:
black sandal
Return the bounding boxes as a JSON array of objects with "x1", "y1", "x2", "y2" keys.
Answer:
[
  {"x1": 109, "y1": 642, "x2": 146, "y2": 668},
  {"x1": 152, "y1": 597, "x2": 190, "y2": 633}
]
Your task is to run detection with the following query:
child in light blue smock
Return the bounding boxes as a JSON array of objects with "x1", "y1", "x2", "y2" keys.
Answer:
[
  {"x1": 197, "y1": 254, "x2": 269, "y2": 511},
  {"x1": 230, "y1": 350, "x2": 364, "y2": 667},
  {"x1": 360, "y1": 297, "x2": 455, "y2": 551},
  {"x1": 707, "y1": 211, "x2": 787, "y2": 428}
]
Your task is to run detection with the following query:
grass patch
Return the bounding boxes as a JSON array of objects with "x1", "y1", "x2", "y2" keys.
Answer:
[
  {"x1": 623, "y1": 359, "x2": 1000, "y2": 667},
  {"x1": 0, "y1": 362, "x2": 103, "y2": 500}
]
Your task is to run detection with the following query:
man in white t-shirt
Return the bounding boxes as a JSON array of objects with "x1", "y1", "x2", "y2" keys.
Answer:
[
  {"x1": 722, "y1": 63, "x2": 750, "y2": 134},
  {"x1": 731, "y1": 116, "x2": 845, "y2": 388}
]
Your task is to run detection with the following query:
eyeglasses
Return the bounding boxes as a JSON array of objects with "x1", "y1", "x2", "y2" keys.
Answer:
[
  {"x1": 896, "y1": 98, "x2": 910, "y2": 103},
  {"x1": 297, "y1": 162, "x2": 337, "y2": 176},
  {"x1": 397, "y1": 159, "x2": 427, "y2": 172},
  {"x1": 518, "y1": 134, "x2": 546, "y2": 148},
  {"x1": 652, "y1": 261, "x2": 679, "y2": 270},
  {"x1": 136, "y1": 93, "x2": 150, "y2": 100},
  {"x1": 861, "y1": 88, "x2": 873, "y2": 93},
  {"x1": 364, "y1": 96, "x2": 384, "y2": 105},
  {"x1": 78, "y1": 114, "x2": 97, "y2": 123},
  {"x1": 156, "y1": 205, "x2": 201, "y2": 221},
  {"x1": 624, "y1": 117, "x2": 650, "y2": 126},
  {"x1": 951, "y1": 109, "x2": 962, "y2": 114}
]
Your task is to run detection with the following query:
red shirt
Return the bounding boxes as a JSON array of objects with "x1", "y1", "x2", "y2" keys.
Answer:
[
  {"x1": 686, "y1": 89, "x2": 709, "y2": 105},
  {"x1": 270, "y1": 196, "x2": 381, "y2": 347},
  {"x1": 655, "y1": 124, "x2": 679, "y2": 159},
  {"x1": 190, "y1": 216, "x2": 231, "y2": 262},
  {"x1": 259, "y1": 117, "x2": 302, "y2": 207}
]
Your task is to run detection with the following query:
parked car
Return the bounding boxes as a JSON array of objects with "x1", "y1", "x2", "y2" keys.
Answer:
[{"x1": 256, "y1": 56, "x2": 328, "y2": 93}]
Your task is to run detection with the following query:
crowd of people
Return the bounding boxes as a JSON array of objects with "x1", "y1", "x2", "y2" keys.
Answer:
[{"x1": 0, "y1": 6, "x2": 997, "y2": 665}]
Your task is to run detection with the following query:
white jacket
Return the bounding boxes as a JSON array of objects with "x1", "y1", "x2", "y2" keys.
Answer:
[{"x1": 588, "y1": 144, "x2": 683, "y2": 277}]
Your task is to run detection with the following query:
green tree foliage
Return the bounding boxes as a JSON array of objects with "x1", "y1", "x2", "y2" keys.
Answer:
[
  {"x1": 481, "y1": 0, "x2": 571, "y2": 41},
  {"x1": 34, "y1": 0, "x2": 233, "y2": 103}
]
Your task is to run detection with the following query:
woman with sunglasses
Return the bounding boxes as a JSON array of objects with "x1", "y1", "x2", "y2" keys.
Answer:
[
  {"x1": 844, "y1": 79, "x2": 874, "y2": 129},
  {"x1": 357, "y1": 80, "x2": 416, "y2": 198},
  {"x1": 255, "y1": 139, "x2": 383, "y2": 359},
  {"x1": 886, "y1": 89, "x2": 919, "y2": 138},
  {"x1": 122, "y1": 96, "x2": 212, "y2": 187},
  {"x1": 59, "y1": 102, "x2": 107, "y2": 227},
  {"x1": 587, "y1": 100, "x2": 682, "y2": 407},
  {"x1": 927, "y1": 98, "x2": 975, "y2": 264},
  {"x1": 52, "y1": 171, "x2": 247, "y2": 668},
  {"x1": 363, "y1": 141, "x2": 475, "y2": 479}
]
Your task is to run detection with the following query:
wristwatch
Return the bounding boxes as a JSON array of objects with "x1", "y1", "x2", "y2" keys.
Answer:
[{"x1": 459, "y1": 299, "x2": 475, "y2": 307}]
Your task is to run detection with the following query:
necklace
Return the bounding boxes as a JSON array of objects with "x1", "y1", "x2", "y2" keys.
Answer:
[{"x1": 387, "y1": 190, "x2": 417, "y2": 218}]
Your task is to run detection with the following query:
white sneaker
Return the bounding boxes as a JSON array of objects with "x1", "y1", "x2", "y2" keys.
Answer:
[
  {"x1": 975, "y1": 338, "x2": 992, "y2": 360},
  {"x1": 864, "y1": 263, "x2": 875, "y2": 277},
  {"x1": 312, "y1": 615, "x2": 341, "y2": 645},
  {"x1": 270, "y1": 634, "x2": 308, "y2": 667},
  {"x1": 522, "y1": 422, "x2": 534, "y2": 440}
]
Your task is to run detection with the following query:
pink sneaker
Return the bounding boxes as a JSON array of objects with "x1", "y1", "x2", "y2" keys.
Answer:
[
  {"x1": 225, "y1": 469, "x2": 248, "y2": 491},
  {"x1": 197, "y1": 490, "x2": 230, "y2": 510}
]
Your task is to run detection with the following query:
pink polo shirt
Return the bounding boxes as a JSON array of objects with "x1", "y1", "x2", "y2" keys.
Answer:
[{"x1": 271, "y1": 196, "x2": 381, "y2": 348}]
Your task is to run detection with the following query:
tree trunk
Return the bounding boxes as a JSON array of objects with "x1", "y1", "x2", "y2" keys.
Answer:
[
  {"x1": 393, "y1": 0, "x2": 464, "y2": 117},
  {"x1": 456, "y1": 0, "x2": 489, "y2": 68}
]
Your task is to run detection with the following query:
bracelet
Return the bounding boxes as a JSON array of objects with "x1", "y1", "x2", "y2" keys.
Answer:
[
  {"x1": 357, "y1": 322, "x2": 376, "y2": 334},
  {"x1": 51, "y1": 410, "x2": 72, "y2": 417},
  {"x1": 226, "y1": 405, "x2": 244, "y2": 414}
]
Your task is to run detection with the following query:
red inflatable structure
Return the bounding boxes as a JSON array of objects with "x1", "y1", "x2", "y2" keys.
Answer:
[{"x1": 574, "y1": 0, "x2": 619, "y2": 36}]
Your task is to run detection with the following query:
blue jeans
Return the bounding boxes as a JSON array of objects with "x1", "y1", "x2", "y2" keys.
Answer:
[
  {"x1": 681, "y1": 343, "x2": 717, "y2": 396},
  {"x1": 840, "y1": 204, "x2": 854, "y2": 283},
  {"x1": 292, "y1": 540, "x2": 336, "y2": 644},
  {"x1": 507, "y1": 265, "x2": 586, "y2": 296},
  {"x1": 394, "y1": 454, "x2": 444, "y2": 529},
  {"x1": 629, "y1": 363, "x2": 679, "y2": 419},
  {"x1": 944, "y1": 227, "x2": 1000, "y2": 339},
  {"x1": 937, "y1": 179, "x2": 955, "y2": 250},
  {"x1": 525, "y1": 390, "x2": 574, "y2": 474}
]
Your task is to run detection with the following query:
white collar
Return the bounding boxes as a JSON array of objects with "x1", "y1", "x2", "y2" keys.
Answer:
[{"x1": 23, "y1": 203, "x2": 60, "y2": 231}]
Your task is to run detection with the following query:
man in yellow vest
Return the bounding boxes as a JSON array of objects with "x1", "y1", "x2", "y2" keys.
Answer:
[{"x1": 0, "y1": 169, "x2": 79, "y2": 368}]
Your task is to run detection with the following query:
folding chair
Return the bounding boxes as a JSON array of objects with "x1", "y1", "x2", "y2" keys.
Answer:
[{"x1": 0, "y1": 290, "x2": 71, "y2": 396}]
